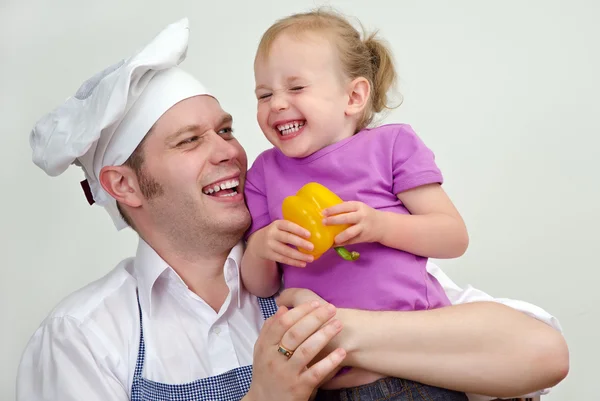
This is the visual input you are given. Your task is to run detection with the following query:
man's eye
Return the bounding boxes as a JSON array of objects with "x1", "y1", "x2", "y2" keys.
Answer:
[
  {"x1": 258, "y1": 93, "x2": 272, "y2": 100},
  {"x1": 219, "y1": 127, "x2": 235, "y2": 138},
  {"x1": 177, "y1": 136, "x2": 199, "y2": 146},
  {"x1": 290, "y1": 86, "x2": 305, "y2": 91}
]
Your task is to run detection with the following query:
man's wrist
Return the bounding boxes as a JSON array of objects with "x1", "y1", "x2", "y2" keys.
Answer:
[{"x1": 335, "y1": 308, "x2": 362, "y2": 358}]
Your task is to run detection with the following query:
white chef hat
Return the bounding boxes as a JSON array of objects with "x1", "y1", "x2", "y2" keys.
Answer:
[{"x1": 29, "y1": 18, "x2": 212, "y2": 230}]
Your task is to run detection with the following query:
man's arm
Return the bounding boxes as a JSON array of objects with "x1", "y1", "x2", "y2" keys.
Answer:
[
  {"x1": 17, "y1": 316, "x2": 128, "y2": 401},
  {"x1": 277, "y1": 290, "x2": 569, "y2": 399},
  {"x1": 336, "y1": 301, "x2": 568, "y2": 398}
]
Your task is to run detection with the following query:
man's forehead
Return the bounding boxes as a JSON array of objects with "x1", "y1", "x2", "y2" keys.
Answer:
[{"x1": 152, "y1": 96, "x2": 231, "y2": 134}]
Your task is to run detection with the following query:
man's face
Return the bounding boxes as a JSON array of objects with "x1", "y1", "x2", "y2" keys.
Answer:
[{"x1": 136, "y1": 95, "x2": 251, "y2": 249}]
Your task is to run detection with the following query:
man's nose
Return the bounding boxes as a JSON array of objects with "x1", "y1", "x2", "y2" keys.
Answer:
[
  {"x1": 210, "y1": 134, "x2": 239, "y2": 163},
  {"x1": 270, "y1": 93, "x2": 289, "y2": 112}
]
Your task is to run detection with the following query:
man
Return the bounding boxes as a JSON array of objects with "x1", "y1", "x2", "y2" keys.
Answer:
[{"x1": 17, "y1": 18, "x2": 568, "y2": 401}]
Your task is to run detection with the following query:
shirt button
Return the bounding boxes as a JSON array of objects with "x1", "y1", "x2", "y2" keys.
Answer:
[{"x1": 213, "y1": 327, "x2": 221, "y2": 335}]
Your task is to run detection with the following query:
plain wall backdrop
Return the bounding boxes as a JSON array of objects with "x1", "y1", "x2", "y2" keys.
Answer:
[{"x1": 1, "y1": 0, "x2": 598, "y2": 399}]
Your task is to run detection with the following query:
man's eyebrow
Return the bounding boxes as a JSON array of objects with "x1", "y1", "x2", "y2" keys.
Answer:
[
  {"x1": 219, "y1": 113, "x2": 233, "y2": 126},
  {"x1": 166, "y1": 124, "x2": 200, "y2": 142},
  {"x1": 255, "y1": 84, "x2": 269, "y2": 92}
]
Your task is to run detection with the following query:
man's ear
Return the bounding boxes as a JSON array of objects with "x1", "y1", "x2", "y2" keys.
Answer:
[
  {"x1": 345, "y1": 77, "x2": 370, "y2": 117},
  {"x1": 99, "y1": 165, "x2": 143, "y2": 208}
]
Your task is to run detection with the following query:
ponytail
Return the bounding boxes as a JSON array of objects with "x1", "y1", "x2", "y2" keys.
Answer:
[{"x1": 364, "y1": 32, "x2": 397, "y2": 114}]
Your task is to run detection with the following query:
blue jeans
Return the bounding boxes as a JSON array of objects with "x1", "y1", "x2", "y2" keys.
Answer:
[{"x1": 314, "y1": 377, "x2": 469, "y2": 401}]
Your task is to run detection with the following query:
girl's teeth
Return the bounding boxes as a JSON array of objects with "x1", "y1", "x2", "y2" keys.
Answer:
[{"x1": 278, "y1": 121, "x2": 305, "y2": 136}]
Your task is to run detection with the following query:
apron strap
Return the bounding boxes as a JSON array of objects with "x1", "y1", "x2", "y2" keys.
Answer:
[
  {"x1": 133, "y1": 288, "x2": 146, "y2": 379},
  {"x1": 257, "y1": 296, "x2": 278, "y2": 320}
]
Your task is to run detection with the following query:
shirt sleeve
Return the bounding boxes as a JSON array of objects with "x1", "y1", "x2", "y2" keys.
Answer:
[
  {"x1": 391, "y1": 125, "x2": 444, "y2": 195},
  {"x1": 244, "y1": 155, "x2": 272, "y2": 240},
  {"x1": 426, "y1": 260, "x2": 562, "y2": 400},
  {"x1": 16, "y1": 316, "x2": 128, "y2": 401}
]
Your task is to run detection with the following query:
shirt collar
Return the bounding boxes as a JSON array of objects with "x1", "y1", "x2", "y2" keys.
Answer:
[
  {"x1": 134, "y1": 238, "x2": 246, "y2": 316},
  {"x1": 227, "y1": 240, "x2": 245, "y2": 308}
]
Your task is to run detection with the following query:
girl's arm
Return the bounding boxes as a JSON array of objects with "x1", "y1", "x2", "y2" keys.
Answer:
[
  {"x1": 379, "y1": 183, "x2": 469, "y2": 258},
  {"x1": 241, "y1": 219, "x2": 314, "y2": 298},
  {"x1": 240, "y1": 230, "x2": 281, "y2": 298},
  {"x1": 322, "y1": 183, "x2": 468, "y2": 259}
]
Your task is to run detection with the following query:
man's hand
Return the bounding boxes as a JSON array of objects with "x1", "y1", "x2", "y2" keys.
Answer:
[
  {"x1": 322, "y1": 201, "x2": 384, "y2": 246},
  {"x1": 276, "y1": 288, "x2": 327, "y2": 308},
  {"x1": 249, "y1": 220, "x2": 315, "y2": 268},
  {"x1": 245, "y1": 301, "x2": 347, "y2": 401},
  {"x1": 276, "y1": 288, "x2": 348, "y2": 384}
]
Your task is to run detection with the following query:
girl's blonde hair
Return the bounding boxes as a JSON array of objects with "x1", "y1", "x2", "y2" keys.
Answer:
[{"x1": 256, "y1": 9, "x2": 400, "y2": 131}]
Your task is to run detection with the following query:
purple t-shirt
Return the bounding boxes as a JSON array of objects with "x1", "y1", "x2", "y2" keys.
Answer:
[{"x1": 244, "y1": 124, "x2": 452, "y2": 311}]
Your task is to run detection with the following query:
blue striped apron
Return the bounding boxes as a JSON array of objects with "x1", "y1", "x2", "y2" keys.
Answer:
[{"x1": 131, "y1": 290, "x2": 278, "y2": 401}]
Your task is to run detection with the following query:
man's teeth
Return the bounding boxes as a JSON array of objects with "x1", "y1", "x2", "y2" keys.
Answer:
[
  {"x1": 277, "y1": 121, "x2": 305, "y2": 136},
  {"x1": 203, "y1": 179, "x2": 239, "y2": 195}
]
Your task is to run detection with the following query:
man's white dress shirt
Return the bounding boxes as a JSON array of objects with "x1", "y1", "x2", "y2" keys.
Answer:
[{"x1": 16, "y1": 239, "x2": 561, "y2": 401}]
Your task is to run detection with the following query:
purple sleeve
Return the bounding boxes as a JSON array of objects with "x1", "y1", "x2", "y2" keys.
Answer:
[
  {"x1": 392, "y1": 125, "x2": 444, "y2": 194},
  {"x1": 244, "y1": 156, "x2": 273, "y2": 240}
]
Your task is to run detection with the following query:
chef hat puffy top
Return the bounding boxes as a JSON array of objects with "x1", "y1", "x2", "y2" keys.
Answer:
[{"x1": 29, "y1": 18, "x2": 212, "y2": 230}]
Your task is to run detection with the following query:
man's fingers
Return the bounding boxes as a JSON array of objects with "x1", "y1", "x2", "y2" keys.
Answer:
[
  {"x1": 289, "y1": 317, "x2": 345, "y2": 376},
  {"x1": 280, "y1": 304, "x2": 337, "y2": 355},
  {"x1": 276, "y1": 288, "x2": 325, "y2": 308},
  {"x1": 302, "y1": 347, "x2": 347, "y2": 387},
  {"x1": 263, "y1": 301, "x2": 321, "y2": 346}
]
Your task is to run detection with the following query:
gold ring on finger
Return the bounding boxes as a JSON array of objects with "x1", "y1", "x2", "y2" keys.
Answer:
[{"x1": 277, "y1": 343, "x2": 294, "y2": 358}]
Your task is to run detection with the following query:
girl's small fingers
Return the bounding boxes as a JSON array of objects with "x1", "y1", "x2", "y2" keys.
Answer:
[
  {"x1": 334, "y1": 226, "x2": 361, "y2": 244},
  {"x1": 278, "y1": 220, "x2": 311, "y2": 238},
  {"x1": 323, "y1": 212, "x2": 358, "y2": 226},
  {"x1": 276, "y1": 254, "x2": 308, "y2": 268},
  {"x1": 277, "y1": 231, "x2": 314, "y2": 252},
  {"x1": 273, "y1": 242, "x2": 314, "y2": 264},
  {"x1": 322, "y1": 202, "x2": 357, "y2": 217}
]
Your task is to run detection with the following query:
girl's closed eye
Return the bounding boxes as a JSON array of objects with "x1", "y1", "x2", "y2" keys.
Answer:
[{"x1": 258, "y1": 93, "x2": 272, "y2": 100}]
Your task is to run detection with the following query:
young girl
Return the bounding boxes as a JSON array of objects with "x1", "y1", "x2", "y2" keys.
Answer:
[{"x1": 242, "y1": 9, "x2": 469, "y2": 400}]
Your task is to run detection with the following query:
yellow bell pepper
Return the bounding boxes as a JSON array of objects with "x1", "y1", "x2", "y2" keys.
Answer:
[{"x1": 281, "y1": 182, "x2": 360, "y2": 261}]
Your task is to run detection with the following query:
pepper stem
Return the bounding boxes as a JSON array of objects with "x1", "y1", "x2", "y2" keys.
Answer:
[{"x1": 334, "y1": 246, "x2": 360, "y2": 261}]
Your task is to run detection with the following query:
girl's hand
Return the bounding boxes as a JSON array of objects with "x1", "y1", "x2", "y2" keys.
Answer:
[
  {"x1": 250, "y1": 220, "x2": 315, "y2": 267},
  {"x1": 322, "y1": 201, "x2": 384, "y2": 246}
]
